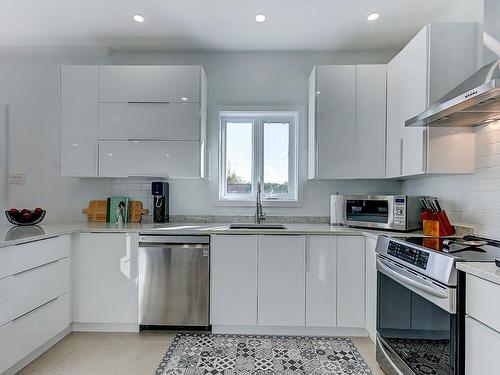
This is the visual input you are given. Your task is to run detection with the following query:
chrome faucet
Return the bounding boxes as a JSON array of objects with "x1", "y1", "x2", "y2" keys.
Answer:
[{"x1": 255, "y1": 182, "x2": 266, "y2": 224}]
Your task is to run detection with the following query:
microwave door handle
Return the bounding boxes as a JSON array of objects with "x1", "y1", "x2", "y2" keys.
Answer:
[{"x1": 376, "y1": 258, "x2": 448, "y2": 299}]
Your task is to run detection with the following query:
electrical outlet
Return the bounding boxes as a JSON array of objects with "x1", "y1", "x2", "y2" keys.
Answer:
[{"x1": 9, "y1": 173, "x2": 25, "y2": 184}]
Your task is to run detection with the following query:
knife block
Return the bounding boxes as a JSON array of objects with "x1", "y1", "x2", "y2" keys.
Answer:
[{"x1": 422, "y1": 211, "x2": 455, "y2": 236}]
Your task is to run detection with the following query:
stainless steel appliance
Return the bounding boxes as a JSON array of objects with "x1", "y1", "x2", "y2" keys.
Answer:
[
  {"x1": 375, "y1": 235, "x2": 500, "y2": 375},
  {"x1": 138, "y1": 235, "x2": 209, "y2": 328},
  {"x1": 406, "y1": 60, "x2": 500, "y2": 128},
  {"x1": 343, "y1": 195, "x2": 422, "y2": 231}
]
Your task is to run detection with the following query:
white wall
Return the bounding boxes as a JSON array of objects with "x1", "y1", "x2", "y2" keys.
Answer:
[
  {"x1": 0, "y1": 50, "x2": 402, "y2": 221},
  {"x1": 0, "y1": 58, "x2": 111, "y2": 223},
  {"x1": 106, "y1": 51, "x2": 402, "y2": 217},
  {"x1": 404, "y1": 121, "x2": 500, "y2": 238}
]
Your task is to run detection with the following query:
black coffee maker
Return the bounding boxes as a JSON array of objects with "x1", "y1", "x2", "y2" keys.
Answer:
[{"x1": 152, "y1": 182, "x2": 169, "y2": 223}]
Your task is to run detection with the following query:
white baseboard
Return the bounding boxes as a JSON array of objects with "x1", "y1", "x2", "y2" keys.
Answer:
[
  {"x1": 2, "y1": 326, "x2": 71, "y2": 375},
  {"x1": 72, "y1": 322, "x2": 139, "y2": 333},
  {"x1": 212, "y1": 325, "x2": 369, "y2": 337}
]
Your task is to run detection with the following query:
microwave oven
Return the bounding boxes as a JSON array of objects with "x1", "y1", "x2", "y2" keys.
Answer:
[{"x1": 343, "y1": 195, "x2": 422, "y2": 231}]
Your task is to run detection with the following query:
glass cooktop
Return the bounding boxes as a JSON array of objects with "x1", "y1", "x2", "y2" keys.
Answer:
[{"x1": 401, "y1": 235, "x2": 500, "y2": 262}]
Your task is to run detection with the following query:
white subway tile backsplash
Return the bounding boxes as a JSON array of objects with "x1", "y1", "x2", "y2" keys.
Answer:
[{"x1": 404, "y1": 121, "x2": 500, "y2": 238}]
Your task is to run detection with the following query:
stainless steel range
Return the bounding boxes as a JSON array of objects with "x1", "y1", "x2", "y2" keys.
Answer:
[{"x1": 375, "y1": 235, "x2": 500, "y2": 375}]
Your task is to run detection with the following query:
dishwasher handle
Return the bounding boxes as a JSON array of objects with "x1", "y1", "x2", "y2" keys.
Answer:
[{"x1": 138, "y1": 235, "x2": 209, "y2": 244}]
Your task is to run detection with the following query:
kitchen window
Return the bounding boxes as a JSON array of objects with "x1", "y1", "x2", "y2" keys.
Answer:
[{"x1": 219, "y1": 111, "x2": 298, "y2": 202}]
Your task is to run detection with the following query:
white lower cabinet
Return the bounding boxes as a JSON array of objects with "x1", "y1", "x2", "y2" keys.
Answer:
[
  {"x1": 73, "y1": 233, "x2": 138, "y2": 326},
  {"x1": 365, "y1": 237, "x2": 377, "y2": 341},
  {"x1": 465, "y1": 316, "x2": 500, "y2": 375},
  {"x1": 211, "y1": 234, "x2": 366, "y2": 332},
  {"x1": 210, "y1": 235, "x2": 258, "y2": 326},
  {"x1": 306, "y1": 236, "x2": 337, "y2": 327},
  {"x1": 337, "y1": 236, "x2": 366, "y2": 328},
  {"x1": 258, "y1": 235, "x2": 306, "y2": 326},
  {"x1": 0, "y1": 236, "x2": 71, "y2": 374}
]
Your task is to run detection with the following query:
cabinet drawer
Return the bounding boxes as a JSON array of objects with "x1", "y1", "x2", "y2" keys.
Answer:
[
  {"x1": 466, "y1": 274, "x2": 500, "y2": 332},
  {"x1": 99, "y1": 65, "x2": 200, "y2": 103},
  {"x1": 465, "y1": 316, "x2": 500, "y2": 375},
  {"x1": 12, "y1": 257, "x2": 70, "y2": 320},
  {"x1": 0, "y1": 276, "x2": 13, "y2": 326},
  {"x1": 12, "y1": 293, "x2": 70, "y2": 370},
  {"x1": 99, "y1": 102, "x2": 200, "y2": 140},
  {"x1": 0, "y1": 246, "x2": 11, "y2": 280},
  {"x1": 99, "y1": 140, "x2": 200, "y2": 178},
  {"x1": 10, "y1": 236, "x2": 70, "y2": 275},
  {"x1": 0, "y1": 321, "x2": 15, "y2": 373}
]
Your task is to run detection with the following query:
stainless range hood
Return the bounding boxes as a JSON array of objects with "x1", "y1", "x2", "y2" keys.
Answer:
[{"x1": 406, "y1": 60, "x2": 500, "y2": 127}]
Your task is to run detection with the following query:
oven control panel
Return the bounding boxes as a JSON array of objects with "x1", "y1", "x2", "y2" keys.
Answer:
[{"x1": 387, "y1": 241, "x2": 429, "y2": 269}]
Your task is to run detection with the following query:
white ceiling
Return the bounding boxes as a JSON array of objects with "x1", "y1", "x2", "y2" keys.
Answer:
[{"x1": 0, "y1": 0, "x2": 480, "y2": 51}]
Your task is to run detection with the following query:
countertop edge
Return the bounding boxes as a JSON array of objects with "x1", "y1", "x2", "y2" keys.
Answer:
[{"x1": 457, "y1": 262, "x2": 500, "y2": 285}]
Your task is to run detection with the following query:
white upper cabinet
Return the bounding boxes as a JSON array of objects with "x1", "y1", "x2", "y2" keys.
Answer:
[
  {"x1": 355, "y1": 65, "x2": 387, "y2": 178},
  {"x1": 386, "y1": 22, "x2": 478, "y2": 177},
  {"x1": 99, "y1": 140, "x2": 200, "y2": 178},
  {"x1": 314, "y1": 65, "x2": 356, "y2": 179},
  {"x1": 60, "y1": 65, "x2": 99, "y2": 177},
  {"x1": 98, "y1": 65, "x2": 201, "y2": 103},
  {"x1": 98, "y1": 102, "x2": 200, "y2": 140},
  {"x1": 308, "y1": 64, "x2": 386, "y2": 179},
  {"x1": 60, "y1": 65, "x2": 207, "y2": 178}
]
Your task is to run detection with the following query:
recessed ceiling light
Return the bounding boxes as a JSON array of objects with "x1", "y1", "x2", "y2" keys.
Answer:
[
  {"x1": 72, "y1": 143, "x2": 79, "y2": 147},
  {"x1": 367, "y1": 12, "x2": 380, "y2": 21},
  {"x1": 181, "y1": 97, "x2": 188, "y2": 101},
  {"x1": 107, "y1": 153, "x2": 113, "y2": 157},
  {"x1": 133, "y1": 14, "x2": 145, "y2": 23},
  {"x1": 255, "y1": 14, "x2": 266, "y2": 23}
]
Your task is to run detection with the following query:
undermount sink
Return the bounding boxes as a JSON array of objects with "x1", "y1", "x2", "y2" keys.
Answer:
[{"x1": 229, "y1": 223, "x2": 287, "y2": 230}]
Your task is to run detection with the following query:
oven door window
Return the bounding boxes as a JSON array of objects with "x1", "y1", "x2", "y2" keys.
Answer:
[
  {"x1": 346, "y1": 200, "x2": 389, "y2": 223},
  {"x1": 377, "y1": 272, "x2": 456, "y2": 375}
]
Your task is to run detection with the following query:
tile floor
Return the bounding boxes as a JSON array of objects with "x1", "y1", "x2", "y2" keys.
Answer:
[{"x1": 16, "y1": 333, "x2": 384, "y2": 375}]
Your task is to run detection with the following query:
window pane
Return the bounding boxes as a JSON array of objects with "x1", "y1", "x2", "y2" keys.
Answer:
[
  {"x1": 226, "y1": 122, "x2": 252, "y2": 195},
  {"x1": 264, "y1": 122, "x2": 289, "y2": 197}
]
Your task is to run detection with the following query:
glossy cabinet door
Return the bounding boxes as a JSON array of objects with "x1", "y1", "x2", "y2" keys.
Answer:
[
  {"x1": 306, "y1": 236, "x2": 337, "y2": 327},
  {"x1": 315, "y1": 65, "x2": 356, "y2": 179},
  {"x1": 337, "y1": 236, "x2": 366, "y2": 328},
  {"x1": 210, "y1": 235, "x2": 258, "y2": 326},
  {"x1": 99, "y1": 65, "x2": 201, "y2": 103},
  {"x1": 355, "y1": 65, "x2": 387, "y2": 178},
  {"x1": 365, "y1": 236, "x2": 377, "y2": 341},
  {"x1": 307, "y1": 67, "x2": 317, "y2": 180},
  {"x1": 98, "y1": 140, "x2": 200, "y2": 178},
  {"x1": 258, "y1": 235, "x2": 306, "y2": 326},
  {"x1": 465, "y1": 316, "x2": 500, "y2": 375},
  {"x1": 99, "y1": 102, "x2": 200, "y2": 140},
  {"x1": 60, "y1": 65, "x2": 98, "y2": 177},
  {"x1": 73, "y1": 233, "x2": 138, "y2": 325}
]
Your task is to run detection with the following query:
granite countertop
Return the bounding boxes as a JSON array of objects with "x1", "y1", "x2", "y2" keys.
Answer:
[
  {"x1": 0, "y1": 221, "x2": 439, "y2": 248},
  {"x1": 457, "y1": 262, "x2": 500, "y2": 285}
]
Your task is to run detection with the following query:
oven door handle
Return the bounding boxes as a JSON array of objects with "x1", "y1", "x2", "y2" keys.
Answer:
[
  {"x1": 376, "y1": 336, "x2": 405, "y2": 375},
  {"x1": 376, "y1": 258, "x2": 448, "y2": 299}
]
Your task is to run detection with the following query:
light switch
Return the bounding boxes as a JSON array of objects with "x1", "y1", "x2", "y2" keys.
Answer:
[{"x1": 8, "y1": 173, "x2": 25, "y2": 184}]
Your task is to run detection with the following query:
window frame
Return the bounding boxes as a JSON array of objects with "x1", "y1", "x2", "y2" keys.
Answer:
[{"x1": 219, "y1": 111, "x2": 298, "y2": 202}]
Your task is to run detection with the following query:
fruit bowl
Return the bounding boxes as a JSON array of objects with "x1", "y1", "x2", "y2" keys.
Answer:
[{"x1": 5, "y1": 208, "x2": 46, "y2": 226}]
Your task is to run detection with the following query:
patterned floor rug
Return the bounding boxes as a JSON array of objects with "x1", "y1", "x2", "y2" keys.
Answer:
[{"x1": 155, "y1": 333, "x2": 374, "y2": 375}]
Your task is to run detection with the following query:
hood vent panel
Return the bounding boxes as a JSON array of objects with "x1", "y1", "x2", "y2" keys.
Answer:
[{"x1": 406, "y1": 60, "x2": 500, "y2": 127}]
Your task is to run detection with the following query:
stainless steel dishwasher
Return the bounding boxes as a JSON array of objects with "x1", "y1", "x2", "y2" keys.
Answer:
[{"x1": 138, "y1": 235, "x2": 210, "y2": 328}]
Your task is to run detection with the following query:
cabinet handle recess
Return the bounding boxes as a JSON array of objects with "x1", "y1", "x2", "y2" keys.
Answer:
[
  {"x1": 13, "y1": 297, "x2": 58, "y2": 322},
  {"x1": 12, "y1": 258, "x2": 63, "y2": 277},
  {"x1": 127, "y1": 101, "x2": 171, "y2": 104}
]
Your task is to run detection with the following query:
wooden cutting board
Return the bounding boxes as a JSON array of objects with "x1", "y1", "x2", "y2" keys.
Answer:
[{"x1": 82, "y1": 200, "x2": 148, "y2": 223}]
